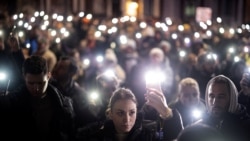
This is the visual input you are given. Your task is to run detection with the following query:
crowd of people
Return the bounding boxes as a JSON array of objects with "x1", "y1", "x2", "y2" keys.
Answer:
[{"x1": 0, "y1": 10, "x2": 250, "y2": 141}]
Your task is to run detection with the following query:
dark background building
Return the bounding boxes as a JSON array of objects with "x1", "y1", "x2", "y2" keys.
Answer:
[{"x1": 0, "y1": 0, "x2": 249, "y2": 25}]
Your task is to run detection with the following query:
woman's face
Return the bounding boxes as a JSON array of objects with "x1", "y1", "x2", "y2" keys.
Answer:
[
  {"x1": 180, "y1": 85, "x2": 199, "y2": 108},
  {"x1": 110, "y1": 99, "x2": 137, "y2": 133}
]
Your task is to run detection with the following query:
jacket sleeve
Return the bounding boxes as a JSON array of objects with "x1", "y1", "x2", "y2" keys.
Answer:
[{"x1": 162, "y1": 109, "x2": 184, "y2": 141}]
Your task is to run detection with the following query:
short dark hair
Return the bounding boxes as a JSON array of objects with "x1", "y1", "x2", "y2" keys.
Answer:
[
  {"x1": 59, "y1": 56, "x2": 78, "y2": 74},
  {"x1": 22, "y1": 55, "x2": 48, "y2": 75}
]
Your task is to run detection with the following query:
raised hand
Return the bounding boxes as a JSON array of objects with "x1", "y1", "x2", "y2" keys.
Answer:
[{"x1": 145, "y1": 88, "x2": 173, "y2": 119}]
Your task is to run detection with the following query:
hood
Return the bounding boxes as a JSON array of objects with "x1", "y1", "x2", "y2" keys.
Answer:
[{"x1": 205, "y1": 75, "x2": 239, "y2": 114}]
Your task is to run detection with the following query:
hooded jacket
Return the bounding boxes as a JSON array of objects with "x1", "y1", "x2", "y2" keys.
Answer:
[{"x1": 199, "y1": 75, "x2": 250, "y2": 141}]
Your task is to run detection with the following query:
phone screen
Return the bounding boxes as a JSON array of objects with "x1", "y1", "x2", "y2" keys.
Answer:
[{"x1": 146, "y1": 78, "x2": 162, "y2": 91}]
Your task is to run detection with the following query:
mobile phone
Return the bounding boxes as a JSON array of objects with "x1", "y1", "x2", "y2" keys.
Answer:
[
  {"x1": 146, "y1": 79, "x2": 162, "y2": 91},
  {"x1": 145, "y1": 71, "x2": 162, "y2": 92}
]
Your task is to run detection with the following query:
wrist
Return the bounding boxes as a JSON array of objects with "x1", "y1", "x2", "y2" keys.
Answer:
[{"x1": 159, "y1": 107, "x2": 173, "y2": 119}]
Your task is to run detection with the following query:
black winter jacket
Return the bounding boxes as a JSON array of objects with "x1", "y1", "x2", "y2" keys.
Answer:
[{"x1": 0, "y1": 84, "x2": 75, "y2": 141}]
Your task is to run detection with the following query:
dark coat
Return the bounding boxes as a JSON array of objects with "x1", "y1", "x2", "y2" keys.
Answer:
[
  {"x1": 170, "y1": 100, "x2": 206, "y2": 127},
  {"x1": 77, "y1": 113, "x2": 157, "y2": 141},
  {"x1": 0, "y1": 84, "x2": 75, "y2": 141},
  {"x1": 140, "y1": 106, "x2": 184, "y2": 141},
  {"x1": 50, "y1": 79, "x2": 89, "y2": 128},
  {"x1": 198, "y1": 105, "x2": 250, "y2": 141}
]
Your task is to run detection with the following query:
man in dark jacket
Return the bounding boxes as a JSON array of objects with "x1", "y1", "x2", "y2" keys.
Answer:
[
  {"x1": 51, "y1": 56, "x2": 88, "y2": 129},
  {"x1": 198, "y1": 75, "x2": 250, "y2": 141},
  {"x1": 0, "y1": 55, "x2": 75, "y2": 141}
]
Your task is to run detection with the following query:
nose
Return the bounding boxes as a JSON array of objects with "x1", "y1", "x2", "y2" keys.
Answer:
[
  {"x1": 212, "y1": 97, "x2": 218, "y2": 105},
  {"x1": 123, "y1": 113, "x2": 130, "y2": 123}
]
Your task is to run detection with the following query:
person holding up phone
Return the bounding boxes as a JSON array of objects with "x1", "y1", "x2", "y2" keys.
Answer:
[{"x1": 143, "y1": 87, "x2": 184, "y2": 141}]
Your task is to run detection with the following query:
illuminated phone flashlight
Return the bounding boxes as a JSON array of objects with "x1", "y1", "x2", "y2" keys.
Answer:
[
  {"x1": 55, "y1": 37, "x2": 61, "y2": 43},
  {"x1": 110, "y1": 42, "x2": 116, "y2": 49},
  {"x1": 89, "y1": 91, "x2": 99, "y2": 101},
  {"x1": 103, "y1": 69, "x2": 115, "y2": 78},
  {"x1": 145, "y1": 70, "x2": 165, "y2": 91},
  {"x1": 206, "y1": 53, "x2": 217, "y2": 61},
  {"x1": 78, "y1": 12, "x2": 84, "y2": 17},
  {"x1": 246, "y1": 24, "x2": 250, "y2": 30},
  {"x1": 216, "y1": 17, "x2": 222, "y2": 23},
  {"x1": 98, "y1": 25, "x2": 107, "y2": 31},
  {"x1": 26, "y1": 43, "x2": 31, "y2": 49},
  {"x1": 206, "y1": 20, "x2": 212, "y2": 26},
  {"x1": 111, "y1": 26, "x2": 117, "y2": 33},
  {"x1": 139, "y1": 22, "x2": 147, "y2": 28},
  {"x1": 96, "y1": 55, "x2": 104, "y2": 63},
  {"x1": 234, "y1": 56, "x2": 241, "y2": 63},
  {"x1": 0, "y1": 30, "x2": 3, "y2": 37},
  {"x1": 161, "y1": 23, "x2": 168, "y2": 32},
  {"x1": 67, "y1": 15, "x2": 73, "y2": 22},
  {"x1": 52, "y1": 13, "x2": 58, "y2": 19},
  {"x1": 43, "y1": 15, "x2": 49, "y2": 20},
  {"x1": 228, "y1": 46, "x2": 235, "y2": 54},
  {"x1": 237, "y1": 28, "x2": 242, "y2": 34},
  {"x1": 219, "y1": 27, "x2": 225, "y2": 34},
  {"x1": 0, "y1": 72, "x2": 7, "y2": 81},
  {"x1": 18, "y1": 31, "x2": 24, "y2": 38},
  {"x1": 95, "y1": 31, "x2": 101, "y2": 38},
  {"x1": 165, "y1": 17, "x2": 172, "y2": 26},
  {"x1": 39, "y1": 11, "x2": 45, "y2": 17},
  {"x1": 179, "y1": 50, "x2": 186, "y2": 58},
  {"x1": 206, "y1": 30, "x2": 212, "y2": 37},
  {"x1": 130, "y1": 16, "x2": 136, "y2": 22},
  {"x1": 229, "y1": 28, "x2": 235, "y2": 35},
  {"x1": 184, "y1": 37, "x2": 191, "y2": 45},
  {"x1": 30, "y1": 17, "x2": 36, "y2": 23},
  {"x1": 18, "y1": 20, "x2": 24, "y2": 26},
  {"x1": 34, "y1": 11, "x2": 39, "y2": 17},
  {"x1": 83, "y1": 58, "x2": 90, "y2": 66},
  {"x1": 171, "y1": 33, "x2": 178, "y2": 40},
  {"x1": 155, "y1": 22, "x2": 161, "y2": 28},
  {"x1": 194, "y1": 32, "x2": 200, "y2": 39},
  {"x1": 57, "y1": 15, "x2": 64, "y2": 22},
  {"x1": 244, "y1": 46, "x2": 249, "y2": 53},
  {"x1": 178, "y1": 25, "x2": 184, "y2": 32},
  {"x1": 199, "y1": 22, "x2": 207, "y2": 30},
  {"x1": 12, "y1": 14, "x2": 18, "y2": 20},
  {"x1": 86, "y1": 14, "x2": 92, "y2": 20},
  {"x1": 120, "y1": 35, "x2": 127, "y2": 44},
  {"x1": 112, "y1": 18, "x2": 118, "y2": 24},
  {"x1": 192, "y1": 109, "x2": 202, "y2": 119},
  {"x1": 135, "y1": 32, "x2": 142, "y2": 39},
  {"x1": 50, "y1": 30, "x2": 57, "y2": 37}
]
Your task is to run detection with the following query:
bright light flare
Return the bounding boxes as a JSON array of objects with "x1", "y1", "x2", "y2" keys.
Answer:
[
  {"x1": 192, "y1": 109, "x2": 202, "y2": 119},
  {"x1": 96, "y1": 55, "x2": 104, "y2": 63},
  {"x1": 145, "y1": 70, "x2": 165, "y2": 90},
  {"x1": 89, "y1": 91, "x2": 99, "y2": 101},
  {"x1": 0, "y1": 72, "x2": 7, "y2": 81},
  {"x1": 179, "y1": 50, "x2": 186, "y2": 58},
  {"x1": 120, "y1": 35, "x2": 127, "y2": 44},
  {"x1": 104, "y1": 69, "x2": 116, "y2": 78},
  {"x1": 140, "y1": 22, "x2": 147, "y2": 28},
  {"x1": 83, "y1": 58, "x2": 90, "y2": 66}
]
